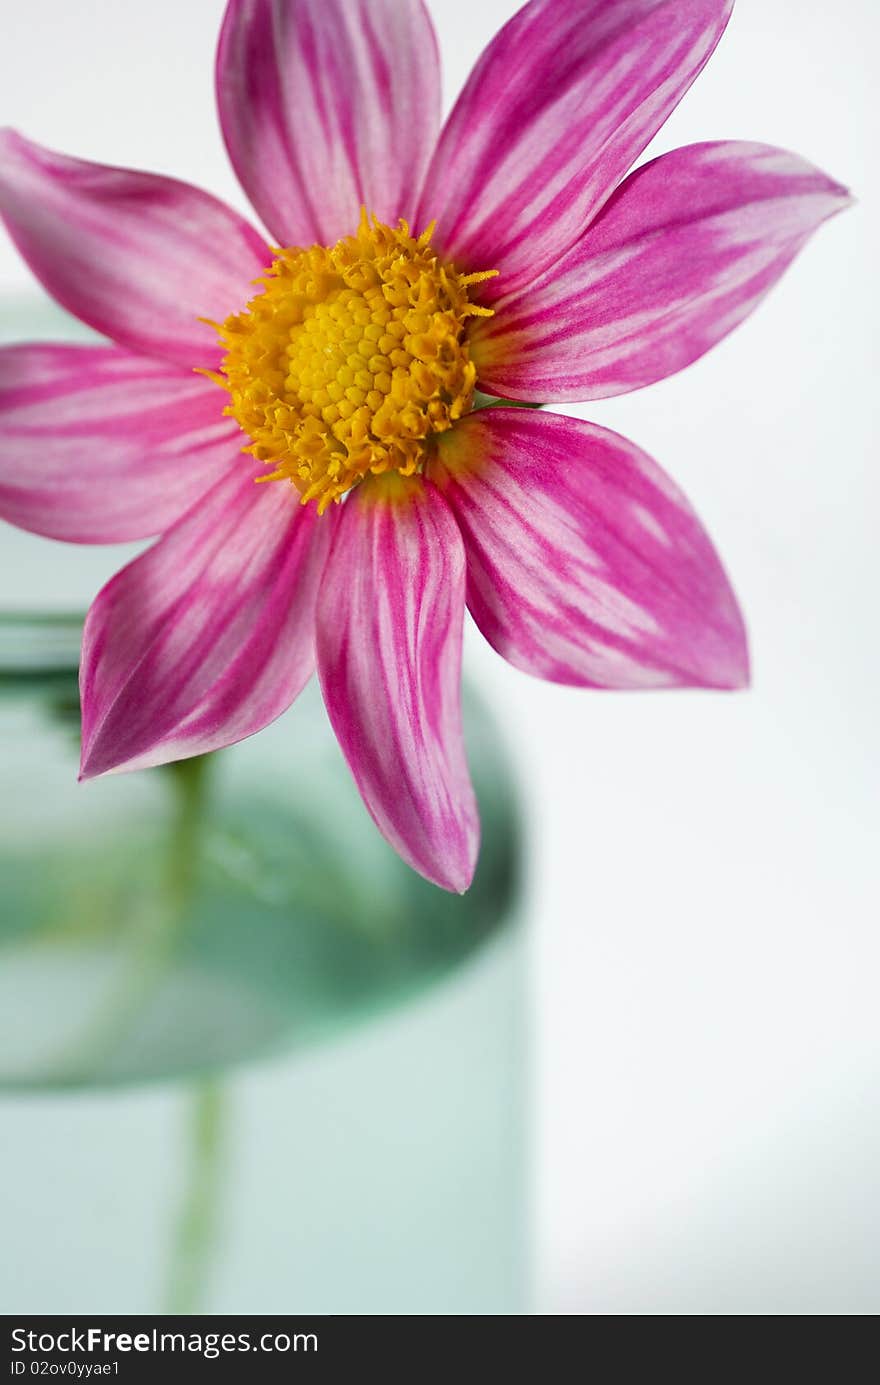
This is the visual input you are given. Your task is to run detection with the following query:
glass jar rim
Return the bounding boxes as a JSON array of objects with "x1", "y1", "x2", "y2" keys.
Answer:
[{"x1": 0, "y1": 612, "x2": 83, "y2": 678}]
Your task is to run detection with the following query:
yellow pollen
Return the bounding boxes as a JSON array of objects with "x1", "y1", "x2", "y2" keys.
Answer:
[{"x1": 210, "y1": 211, "x2": 497, "y2": 513}]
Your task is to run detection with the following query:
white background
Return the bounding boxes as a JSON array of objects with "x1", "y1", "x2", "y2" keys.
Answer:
[{"x1": 2, "y1": 0, "x2": 877, "y2": 1313}]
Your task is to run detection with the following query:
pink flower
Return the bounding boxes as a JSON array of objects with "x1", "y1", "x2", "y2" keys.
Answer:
[{"x1": 0, "y1": 0, "x2": 849, "y2": 891}]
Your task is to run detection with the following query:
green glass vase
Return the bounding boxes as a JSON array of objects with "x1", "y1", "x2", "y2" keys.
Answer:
[{"x1": 0, "y1": 612, "x2": 521, "y2": 1088}]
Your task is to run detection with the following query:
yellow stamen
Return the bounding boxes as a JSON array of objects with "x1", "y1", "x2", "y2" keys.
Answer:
[{"x1": 210, "y1": 210, "x2": 496, "y2": 513}]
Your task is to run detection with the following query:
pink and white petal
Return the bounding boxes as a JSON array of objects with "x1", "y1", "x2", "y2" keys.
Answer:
[
  {"x1": 0, "y1": 344, "x2": 242, "y2": 542},
  {"x1": 217, "y1": 0, "x2": 441, "y2": 248},
  {"x1": 0, "y1": 129, "x2": 270, "y2": 369},
  {"x1": 416, "y1": 0, "x2": 733, "y2": 299},
  {"x1": 472, "y1": 142, "x2": 852, "y2": 401},
  {"x1": 316, "y1": 476, "x2": 478, "y2": 893},
  {"x1": 431, "y1": 410, "x2": 748, "y2": 690},
  {"x1": 79, "y1": 468, "x2": 336, "y2": 779}
]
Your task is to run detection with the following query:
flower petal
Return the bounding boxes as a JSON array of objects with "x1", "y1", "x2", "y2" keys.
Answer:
[
  {"x1": 79, "y1": 469, "x2": 336, "y2": 778},
  {"x1": 472, "y1": 142, "x2": 852, "y2": 400},
  {"x1": 0, "y1": 343, "x2": 241, "y2": 542},
  {"x1": 217, "y1": 0, "x2": 441, "y2": 247},
  {"x1": 316, "y1": 477, "x2": 478, "y2": 893},
  {"x1": 416, "y1": 0, "x2": 733, "y2": 298},
  {"x1": 0, "y1": 129, "x2": 270, "y2": 369},
  {"x1": 431, "y1": 409, "x2": 748, "y2": 690}
]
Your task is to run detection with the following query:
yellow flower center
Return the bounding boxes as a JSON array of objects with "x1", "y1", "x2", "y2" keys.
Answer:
[{"x1": 210, "y1": 213, "x2": 496, "y2": 513}]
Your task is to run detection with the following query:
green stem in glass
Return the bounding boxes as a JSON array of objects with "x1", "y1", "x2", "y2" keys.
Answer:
[
  {"x1": 55, "y1": 753, "x2": 213, "y2": 1081},
  {"x1": 164, "y1": 752, "x2": 212, "y2": 910},
  {"x1": 163, "y1": 1079, "x2": 227, "y2": 1315}
]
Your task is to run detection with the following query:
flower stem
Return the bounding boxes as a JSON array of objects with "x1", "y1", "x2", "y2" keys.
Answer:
[
  {"x1": 54, "y1": 753, "x2": 213, "y2": 1081},
  {"x1": 164, "y1": 753, "x2": 211, "y2": 910},
  {"x1": 163, "y1": 1078, "x2": 227, "y2": 1315}
]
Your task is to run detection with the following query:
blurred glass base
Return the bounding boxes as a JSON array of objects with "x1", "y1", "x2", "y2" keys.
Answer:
[{"x1": 1, "y1": 932, "x2": 524, "y2": 1315}]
